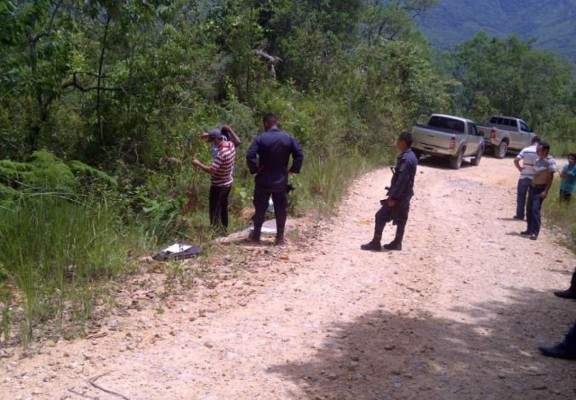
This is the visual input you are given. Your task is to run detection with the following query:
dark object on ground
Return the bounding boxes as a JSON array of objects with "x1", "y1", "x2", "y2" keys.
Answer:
[
  {"x1": 153, "y1": 244, "x2": 203, "y2": 261},
  {"x1": 520, "y1": 230, "x2": 530, "y2": 235}
]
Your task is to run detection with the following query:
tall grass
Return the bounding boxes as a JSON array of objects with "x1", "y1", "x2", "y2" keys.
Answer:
[
  {"x1": 297, "y1": 148, "x2": 391, "y2": 214},
  {"x1": 0, "y1": 194, "x2": 137, "y2": 344},
  {"x1": 544, "y1": 178, "x2": 576, "y2": 249}
]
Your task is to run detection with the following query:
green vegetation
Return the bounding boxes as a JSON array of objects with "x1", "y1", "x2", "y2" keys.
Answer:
[{"x1": 1, "y1": 0, "x2": 575, "y2": 345}]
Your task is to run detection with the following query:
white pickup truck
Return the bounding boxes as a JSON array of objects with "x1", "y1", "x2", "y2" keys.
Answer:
[
  {"x1": 411, "y1": 114, "x2": 484, "y2": 169},
  {"x1": 477, "y1": 115, "x2": 538, "y2": 158}
]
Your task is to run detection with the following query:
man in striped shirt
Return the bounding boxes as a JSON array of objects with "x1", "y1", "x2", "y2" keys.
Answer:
[
  {"x1": 193, "y1": 129, "x2": 237, "y2": 234},
  {"x1": 513, "y1": 135, "x2": 541, "y2": 220}
]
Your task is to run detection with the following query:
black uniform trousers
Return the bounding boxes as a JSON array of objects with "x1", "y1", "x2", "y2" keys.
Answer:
[
  {"x1": 252, "y1": 185, "x2": 288, "y2": 239},
  {"x1": 374, "y1": 198, "x2": 411, "y2": 243}
]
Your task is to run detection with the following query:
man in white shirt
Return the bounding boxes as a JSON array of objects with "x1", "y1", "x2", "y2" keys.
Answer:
[
  {"x1": 521, "y1": 141, "x2": 556, "y2": 240},
  {"x1": 513, "y1": 136, "x2": 541, "y2": 220}
]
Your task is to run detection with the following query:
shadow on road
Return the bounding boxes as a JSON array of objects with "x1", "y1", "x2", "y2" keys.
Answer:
[{"x1": 269, "y1": 287, "x2": 576, "y2": 399}]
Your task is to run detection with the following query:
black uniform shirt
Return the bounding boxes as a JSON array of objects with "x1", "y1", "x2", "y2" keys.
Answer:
[
  {"x1": 246, "y1": 128, "x2": 304, "y2": 189},
  {"x1": 388, "y1": 148, "x2": 418, "y2": 201}
]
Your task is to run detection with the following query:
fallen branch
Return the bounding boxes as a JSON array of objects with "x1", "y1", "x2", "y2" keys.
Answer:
[{"x1": 89, "y1": 372, "x2": 131, "y2": 400}]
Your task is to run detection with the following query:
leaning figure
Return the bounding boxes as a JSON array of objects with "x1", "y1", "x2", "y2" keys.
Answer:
[{"x1": 361, "y1": 131, "x2": 418, "y2": 251}]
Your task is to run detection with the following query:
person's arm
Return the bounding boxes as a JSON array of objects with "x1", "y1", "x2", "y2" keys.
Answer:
[
  {"x1": 246, "y1": 138, "x2": 260, "y2": 174},
  {"x1": 192, "y1": 158, "x2": 217, "y2": 174},
  {"x1": 542, "y1": 160, "x2": 557, "y2": 197},
  {"x1": 514, "y1": 157, "x2": 523, "y2": 172},
  {"x1": 542, "y1": 171, "x2": 554, "y2": 198},
  {"x1": 387, "y1": 159, "x2": 410, "y2": 202},
  {"x1": 289, "y1": 136, "x2": 304, "y2": 174},
  {"x1": 223, "y1": 125, "x2": 242, "y2": 147}
]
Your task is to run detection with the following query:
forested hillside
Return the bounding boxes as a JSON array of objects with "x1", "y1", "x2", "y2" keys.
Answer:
[
  {"x1": 1, "y1": 0, "x2": 575, "y2": 345},
  {"x1": 415, "y1": 0, "x2": 576, "y2": 62}
]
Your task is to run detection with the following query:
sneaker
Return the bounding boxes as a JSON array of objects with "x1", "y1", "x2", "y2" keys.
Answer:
[
  {"x1": 383, "y1": 241, "x2": 402, "y2": 251},
  {"x1": 274, "y1": 236, "x2": 285, "y2": 246},
  {"x1": 360, "y1": 241, "x2": 381, "y2": 251},
  {"x1": 520, "y1": 230, "x2": 530, "y2": 236},
  {"x1": 530, "y1": 234, "x2": 538, "y2": 240},
  {"x1": 513, "y1": 215, "x2": 524, "y2": 220}
]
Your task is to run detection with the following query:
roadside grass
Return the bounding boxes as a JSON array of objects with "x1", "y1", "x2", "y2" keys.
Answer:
[
  {"x1": 295, "y1": 149, "x2": 389, "y2": 214},
  {"x1": 0, "y1": 194, "x2": 140, "y2": 345},
  {"x1": 0, "y1": 147, "x2": 393, "y2": 346},
  {"x1": 544, "y1": 179, "x2": 576, "y2": 250}
]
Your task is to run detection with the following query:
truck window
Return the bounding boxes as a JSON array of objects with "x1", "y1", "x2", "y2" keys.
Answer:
[
  {"x1": 520, "y1": 121, "x2": 530, "y2": 132},
  {"x1": 428, "y1": 116, "x2": 465, "y2": 133},
  {"x1": 508, "y1": 119, "x2": 518, "y2": 128}
]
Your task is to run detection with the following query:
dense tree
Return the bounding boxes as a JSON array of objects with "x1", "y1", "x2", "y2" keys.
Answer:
[{"x1": 449, "y1": 32, "x2": 572, "y2": 127}]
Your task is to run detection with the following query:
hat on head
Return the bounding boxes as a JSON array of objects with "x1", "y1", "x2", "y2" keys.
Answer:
[
  {"x1": 531, "y1": 135, "x2": 541, "y2": 144},
  {"x1": 208, "y1": 129, "x2": 223, "y2": 141}
]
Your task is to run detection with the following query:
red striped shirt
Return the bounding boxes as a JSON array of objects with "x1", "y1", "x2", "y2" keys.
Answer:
[{"x1": 210, "y1": 142, "x2": 236, "y2": 187}]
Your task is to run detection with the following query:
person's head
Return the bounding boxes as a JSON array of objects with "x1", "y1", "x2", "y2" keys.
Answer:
[
  {"x1": 568, "y1": 153, "x2": 576, "y2": 165},
  {"x1": 396, "y1": 131, "x2": 412, "y2": 151},
  {"x1": 263, "y1": 113, "x2": 279, "y2": 130},
  {"x1": 537, "y1": 141, "x2": 550, "y2": 157},
  {"x1": 531, "y1": 135, "x2": 541, "y2": 146},
  {"x1": 207, "y1": 128, "x2": 224, "y2": 144}
]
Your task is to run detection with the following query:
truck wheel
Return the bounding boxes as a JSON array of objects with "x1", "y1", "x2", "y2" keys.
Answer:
[
  {"x1": 471, "y1": 145, "x2": 484, "y2": 166},
  {"x1": 450, "y1": 149, "x2": 464, "y2": 170},
  {"x1": 494, "y1": 141, "x2": 508, "y2": 159}
]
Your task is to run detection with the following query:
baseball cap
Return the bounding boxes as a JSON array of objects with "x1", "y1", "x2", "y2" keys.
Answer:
[{"x1": 208, "y1": 129, "x2": 223, "y2": 140}]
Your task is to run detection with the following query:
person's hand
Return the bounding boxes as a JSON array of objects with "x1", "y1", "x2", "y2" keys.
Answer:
[
  {"x1": 387, "y1": 199, "x2": 396, "y2": 207},
  {"x1": 540, "y1": 191, "x2": 548, "y2": 199},
  {"x1": 200, "y1": 132, "x2": 209, "y2": 140},
  {"x1": 192, "y1": 159, "x2": 200, "y2": 167}
]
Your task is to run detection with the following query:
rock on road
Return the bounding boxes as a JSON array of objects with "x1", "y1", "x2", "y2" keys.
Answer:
[{"x1": 1, "y1": 156, "x2": 575, "y2": 400}]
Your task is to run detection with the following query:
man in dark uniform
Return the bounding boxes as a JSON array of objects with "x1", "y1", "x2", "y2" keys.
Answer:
[
  {"x1": 361, "y1": 131, "x2": 418, "y2": 251},
  {"x1": 246, "y1": 113, "x2": 304, "y2": 245}
]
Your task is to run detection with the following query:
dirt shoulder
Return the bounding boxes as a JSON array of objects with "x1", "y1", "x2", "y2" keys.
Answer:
[{"x1": 1, "y1": 156, "x2": 575, "y2": 400}]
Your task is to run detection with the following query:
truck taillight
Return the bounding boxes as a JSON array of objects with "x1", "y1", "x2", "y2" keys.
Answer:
[
  {"x1": 450, "y1": 136, "x2": 455, "y2": 150},
  {"x1": 491, "y1": 128, "x2": 496, "y2": 139}
]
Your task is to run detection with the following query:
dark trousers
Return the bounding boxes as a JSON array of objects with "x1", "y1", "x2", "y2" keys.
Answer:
[
  {"x1": 526, "y1": 185, "x2": 546, "y2": 236},
  {"x1": 516, "y1": 178, "x2": 532, "y2": 219},
  {"x1": 560, "y1": 189, "x2": 572, "y2": 203},
  {"x1": 209, "y1": 185, "x2": 231, "y2": 232},
  {"x1": 252, "y1": 186, "x2": 287, "y2": 239},
  {"x1": 373, "y1": 199, "x2": 410, "y2": 243}
]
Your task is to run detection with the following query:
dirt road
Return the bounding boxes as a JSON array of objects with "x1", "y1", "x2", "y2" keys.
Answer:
[{"x1": 2, "y1": 156, "x2": 575, "y2": 400}]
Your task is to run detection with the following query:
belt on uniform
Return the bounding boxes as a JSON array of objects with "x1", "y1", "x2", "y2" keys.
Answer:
[{"x1": 532, "y1": 184, "x2": 546, "y2": 188}]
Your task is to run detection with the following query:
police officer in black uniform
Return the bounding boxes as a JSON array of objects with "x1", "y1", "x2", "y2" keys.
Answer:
[
  {"x1": 361, "y1": 131, "x2": 418, "y2": 251},
  {"x1": 246, "y1": 113, "x2": 304, "y2": 245}
]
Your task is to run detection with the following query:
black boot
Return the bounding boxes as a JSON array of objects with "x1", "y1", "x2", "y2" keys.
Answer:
[
  {"x1": 554, "y1": 268, "x2": 576, "y2": 299},
  {"x1": 384, "y1": 223, "x2": 405, "y2": 251},
  {"x1": 383, "y1": 241, "x2": 402, "y2": 251},
  {"x1": 539, "y1": 322, "x2": 576, "y2": 360},
  {"x1": 247, "y1": 230, "x2": 260, "y2": 243},
  {"x1": 361, "y1": 240, "x2": 381, "y2": 251}
]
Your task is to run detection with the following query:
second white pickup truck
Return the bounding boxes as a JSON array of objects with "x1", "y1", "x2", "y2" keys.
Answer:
[
  {"x1": 411, "y1": 114, "x2": 485, "y2": 169},
  {"x1": 477, "y1": 115, "x2": 538, "y2": 158}
]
